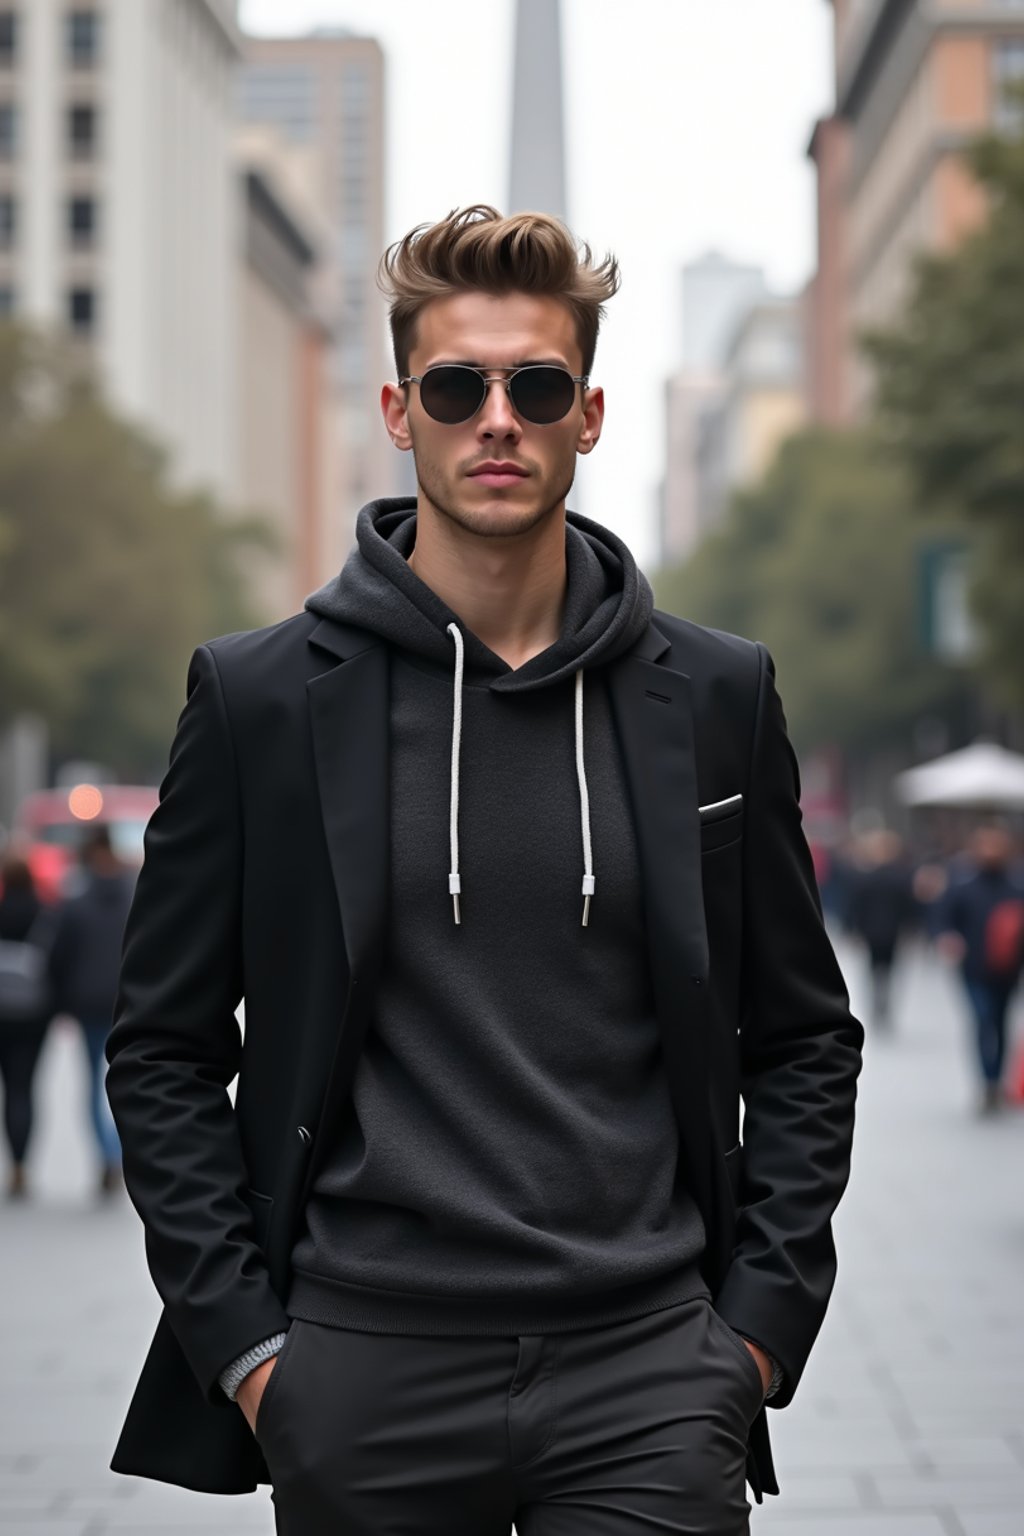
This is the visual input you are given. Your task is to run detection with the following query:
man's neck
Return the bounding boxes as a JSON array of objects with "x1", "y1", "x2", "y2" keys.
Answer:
[{"x1": 407, "y1": 501, "x2": 568, "y2": 671}]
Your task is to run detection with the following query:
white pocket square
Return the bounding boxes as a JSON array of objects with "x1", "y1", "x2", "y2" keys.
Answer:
[{"x1": 698, "y1": 793, "x2": 743, "y2": 823}]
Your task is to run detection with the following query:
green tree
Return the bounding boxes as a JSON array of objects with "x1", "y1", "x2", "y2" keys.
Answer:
[
  {"x1": 655, "y1": 429, "x2": 970, "y2": 760},
  {"x1": 0, "y1": 323, "x2": 278, "y2": 780},
  {"x1": 863, "y1": 93, "x2": 1024, "y2": 714}
]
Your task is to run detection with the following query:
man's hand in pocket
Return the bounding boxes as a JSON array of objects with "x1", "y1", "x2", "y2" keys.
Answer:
[{"x1": 237, "y1": 1355, "x2": 278, "y2": 1433}]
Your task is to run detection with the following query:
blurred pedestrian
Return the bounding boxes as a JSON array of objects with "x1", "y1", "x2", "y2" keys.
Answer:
[
  {"x1": 0, "y1": 854, "x2": 54, "y2": 1199},
  {"x1": 845, "y1": 830, "x2": 918, "y2": 1032},
  {"x1": 48, "y1": 824, "x2": 135, "y2": 1195},
  {"x1": 936, "y1": 823, "x2": 1024, "y2": 1115}
]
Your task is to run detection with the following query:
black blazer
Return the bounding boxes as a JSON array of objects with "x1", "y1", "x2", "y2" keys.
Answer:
[{"x1": 105, "y1": 607, "x2": 863, "y2": 1502}]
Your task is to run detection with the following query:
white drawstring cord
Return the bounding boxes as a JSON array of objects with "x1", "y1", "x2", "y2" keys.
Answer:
[
  {"x1": 447, "y1": 622, "x2": 464, "y2": 924},
  {"x1": 445, "y1": 629, "x2": 594, "y2": 929},
  {"x1": 575, "y1": 668, "x2": 595, "y2": 926}
]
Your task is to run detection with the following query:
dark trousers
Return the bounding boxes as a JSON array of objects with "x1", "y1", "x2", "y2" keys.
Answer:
[
  {"x1": 0, "y1": 1016, "x2": 50, "y2": 1163},
  {"x1": 77, "y1": 1016, "x2": 122, "y2": 1167},
  {"x1": 963, "y1": 977, "x2": 1014, "y2": 1085},
  {"x1": 253, "y1": 1295, "x2": 766, "y2": 1535}
]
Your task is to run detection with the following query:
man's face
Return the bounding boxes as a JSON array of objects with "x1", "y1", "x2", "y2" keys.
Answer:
[
  {"x1": 971, "y1": 826, "x2": 1013, "y2": 870},
  {"x1": 382, "y1": 291, "x2": 603, "y2": 540}
]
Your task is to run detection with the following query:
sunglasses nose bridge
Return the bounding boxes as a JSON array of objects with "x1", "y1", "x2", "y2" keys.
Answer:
[{"x1": 475, "y1": 373, "x2": 520, "y2": 431}]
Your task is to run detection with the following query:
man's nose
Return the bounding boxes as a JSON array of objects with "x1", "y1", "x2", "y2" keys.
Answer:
[{"x1": 475, "y1": 377, "x2": 521, "y2": 439}]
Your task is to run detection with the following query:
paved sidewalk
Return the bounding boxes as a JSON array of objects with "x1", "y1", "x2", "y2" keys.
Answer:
[{"x1": 1, "y1": 937, "x2": 1022, "y2": 1535}]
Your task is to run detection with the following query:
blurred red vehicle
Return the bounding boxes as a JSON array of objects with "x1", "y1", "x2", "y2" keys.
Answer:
[{"x1": 8, "y1": 783, "x2": 158, "y2": 902}]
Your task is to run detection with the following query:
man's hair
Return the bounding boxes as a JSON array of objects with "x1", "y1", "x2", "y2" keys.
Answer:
[{"x1": 378, "y1": 204, "x2": 620, "y2": 380}]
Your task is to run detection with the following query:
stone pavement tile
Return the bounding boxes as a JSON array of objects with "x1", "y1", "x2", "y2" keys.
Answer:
[
  {"x1": 64, "y1": 1486, "x2": 273, "y2": 1527},
  {"x1": 958, "y1": 1516, "x2": 1024, "y2": 1536},
  {"x1": 102, "y1": 1523, "x2": 272, "y2": 1534},
  {"x1": 0, "y1": 1525, "x2": 91, "y2": 1535},
  {"x1": 751, "y1": 1511, "x2": 954, "y2": 1534},
  {"x1": 871, "y1": 1471, "x2": 1024, "y2": 1508},
  {"x1": 911, "y1": 1437, "x2": 1021, "y2": 1471},
  {"x1": 896, "y1": 1412, "x2": 1024, "y2": 1439},
  {"x1": 772, "y1": 1436, "x2": 920, "y2": 1474}
]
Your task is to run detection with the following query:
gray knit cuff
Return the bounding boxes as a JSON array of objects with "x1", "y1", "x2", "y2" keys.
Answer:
[{"x1": 218, "y1": 1331, "x2": 289, "y2": 1402}]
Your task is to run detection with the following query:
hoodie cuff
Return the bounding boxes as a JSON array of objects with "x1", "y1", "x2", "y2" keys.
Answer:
[{"x1": 218, "y1": 1331, "x2": 289, "y2": 1402}]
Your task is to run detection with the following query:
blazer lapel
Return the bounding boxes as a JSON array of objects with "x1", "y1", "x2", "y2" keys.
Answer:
[
  {"x1": 607, "y1": 621, "x2": 715, "y2": 1232},
  {"x1": 306, "y1": 619, "x2": 389, "y2": 988},
  {"x1": 607, "y1": 623, "x2": 708, "y2": 984}
]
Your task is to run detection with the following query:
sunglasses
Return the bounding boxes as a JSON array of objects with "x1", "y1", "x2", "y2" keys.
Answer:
[{"x1": 399, "y1": 364, "x2": 589, "y2": 426}]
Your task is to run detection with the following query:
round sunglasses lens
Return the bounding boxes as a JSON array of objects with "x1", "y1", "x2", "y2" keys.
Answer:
[
  {"x1": 419, "y1": 367, "x2": 484, "y2": 424},
  {"x1": 509, "y1": 367, "x2": 576, "y2": 424}
]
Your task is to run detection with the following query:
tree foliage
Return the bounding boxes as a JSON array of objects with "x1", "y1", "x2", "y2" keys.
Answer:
[
  {"x1": 0, "y1": 324, "x2": 279, "y2": 780},
  {"x1": 863, "y1": 95, "x2": 1024, "y2": 712},
  {"x1": 654, "y1": 428, "x2": 970, "y2": 759}
]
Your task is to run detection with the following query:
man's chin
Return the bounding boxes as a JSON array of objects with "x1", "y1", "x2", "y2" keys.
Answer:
[{"x1": 426, "y1": 492, "x2": 563, "y2": 538}]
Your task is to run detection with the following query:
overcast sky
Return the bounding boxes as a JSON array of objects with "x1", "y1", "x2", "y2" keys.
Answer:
[{"x1": 240, "y1": 0, "x2": 835, "y2": 568}]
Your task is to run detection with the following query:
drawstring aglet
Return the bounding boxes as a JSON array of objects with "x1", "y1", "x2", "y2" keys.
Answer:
[
  {"x1": 581, "y1": 874, "x2": 595, "y2": 928},
  {"x1": 449, "y1": 872, "x2": 462, "y2": 926}
]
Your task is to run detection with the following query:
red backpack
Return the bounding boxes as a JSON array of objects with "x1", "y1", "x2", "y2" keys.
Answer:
[{"x1": 984, "y1": 899, "x2": 1024, "y2": 977}]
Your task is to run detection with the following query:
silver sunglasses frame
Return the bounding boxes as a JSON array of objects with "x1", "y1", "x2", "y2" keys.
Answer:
[{"x1": 398, "y1": 363, "x2": 590, "y2": 424}]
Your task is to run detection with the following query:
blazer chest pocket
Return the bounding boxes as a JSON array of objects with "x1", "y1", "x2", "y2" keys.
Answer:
[
  {"x1": 699, "y1": 793, "x2": 743, "y2": 854},
  {"x1": 243, "y1": 1186, "x2": 274, "y2": 1252}
]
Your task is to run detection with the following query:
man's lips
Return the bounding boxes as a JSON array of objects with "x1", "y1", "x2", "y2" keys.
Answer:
[{"x1": 467, "y1": 463, "x2": 529, "y2": 488}]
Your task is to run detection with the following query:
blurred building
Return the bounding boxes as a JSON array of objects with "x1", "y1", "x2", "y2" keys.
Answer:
[
  {"x1": 808, "y1": 0, "x2": 1024, "y2": 420},
  {"x1": 240, "y1": 28, "x2": 393, "y2": 546},
  {"x1": 695, "y1": 296, "x2": 807, "y2": 535},
  {"x1": 236, "y1": 125, "x2": 337, "y2": 622},
  {"x1": 660, "y1": 371, "x2": 725, "y2": 566},
  {"x1": 0, "y1": 0, "x2": 242, "y2": 501},
  {"x1": 659, "y1": 254, "x2": 773, "y2": 566}
]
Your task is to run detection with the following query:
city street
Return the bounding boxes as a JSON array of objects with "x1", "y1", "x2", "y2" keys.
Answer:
[{"x1": 1, "y1": 936, "x2": 1023, "y2": 1535}]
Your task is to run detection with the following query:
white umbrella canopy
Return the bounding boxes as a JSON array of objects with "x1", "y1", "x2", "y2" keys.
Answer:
[{"x1": 895, "y1": 741, "x2": 1024, "y2": 810}]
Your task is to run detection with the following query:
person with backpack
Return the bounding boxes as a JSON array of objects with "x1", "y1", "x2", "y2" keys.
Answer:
[
  {"x1": 936, "y1": 822, "x2": 1024, "y2": 1115},
  {"x1": 0, "y1": 854, "x2": 55, "y2": 1200}
]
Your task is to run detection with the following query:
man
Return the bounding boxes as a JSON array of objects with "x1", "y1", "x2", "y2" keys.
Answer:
[
  {"x1": 106, "y1": 206, "x2": 863, "y2": 1534},
  {"x1": 49, "y1": 823, "x2": 132, "y2": 1196},
  {"x1": 845, "y1": 828, "x2": 918, "y2": 1032},
  {"x1": 936, "y1": 822, "x2": 1024, "y2": 1115}
]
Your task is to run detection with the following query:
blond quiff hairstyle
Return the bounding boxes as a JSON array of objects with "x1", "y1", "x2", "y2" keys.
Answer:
[{"x1": 378, "y1": 204, "x2": 620, "y2": 379}]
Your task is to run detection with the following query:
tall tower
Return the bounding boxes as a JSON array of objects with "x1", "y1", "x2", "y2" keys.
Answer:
[{"x1": 508, "y1": 0, "x2": 567, "y2": 219}]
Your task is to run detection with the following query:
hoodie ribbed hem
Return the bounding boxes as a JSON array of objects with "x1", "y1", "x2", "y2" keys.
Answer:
[{"x1": 285, "y1": 1261, "x2": 710, "y2": 1337}]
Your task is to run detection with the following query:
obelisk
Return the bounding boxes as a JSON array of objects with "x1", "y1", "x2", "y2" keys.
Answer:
[{"x1": 508, "y1": 0, "x2": 567, "y2": 219}]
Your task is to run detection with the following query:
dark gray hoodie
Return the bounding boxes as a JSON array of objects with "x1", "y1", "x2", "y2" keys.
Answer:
[{"x1": 286, "y1": 497, "x2": 709, "y2": 1335}]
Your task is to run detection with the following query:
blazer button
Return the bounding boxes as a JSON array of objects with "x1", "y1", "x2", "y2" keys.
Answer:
[{"x1": 297, "y1": 1125, "x2": 312, "y2": 1145}]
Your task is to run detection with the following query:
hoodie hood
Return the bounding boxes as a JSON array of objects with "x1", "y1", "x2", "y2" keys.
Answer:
[
  {"x1": 304, "y1": 496, "x2": 654, "y2": 691},
  {"x1": 304, "y1": 496, "x2": 655, "y2": 929}
]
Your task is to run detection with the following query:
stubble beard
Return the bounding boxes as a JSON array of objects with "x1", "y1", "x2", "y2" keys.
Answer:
[{"x1": 414, "y1": 454, "x2": 577, "y2": 540}]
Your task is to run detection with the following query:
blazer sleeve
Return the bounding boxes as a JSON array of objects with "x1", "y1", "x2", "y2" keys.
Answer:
[
  {"x1": 104, "y1": 643, "x2": 291, "y2": 1405},
  {"x1": 713, "y1": 642, "x2": 865, "y2": 1409}
]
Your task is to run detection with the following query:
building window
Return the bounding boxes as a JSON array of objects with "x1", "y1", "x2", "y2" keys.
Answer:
[
  {"x1": 993, "y1": 39, "x2": 1024, "y2": 132},
  {"x1": 0, "y1": 10, "x2": 17, "y2": 67},
  {"x1": 0, "y1": 285, "x2": 14, "y2": 316},
  {"x1": 240, "y1": 64, "x2": 317, "y2": 143},
  {"x1": 67, "y1": 286, "x2": 96, "y2": 334},
  {"x1": 0, "y1": 192, "x2": 13, "y2": 248},
  {"x1": 67, "y1": 10, "x2": 100, "y2": 67},
  {"x1": 0, "y1": 100, "x2": 16, "y2": 158},
  {"x1": 67, "y1": 194, "x2": 96, "y2": 247},
  {"x1": 67, "y1": 102, "x2": 97, "y2": 158}
]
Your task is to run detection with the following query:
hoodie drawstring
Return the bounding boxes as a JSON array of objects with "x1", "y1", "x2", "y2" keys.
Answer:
[
  {"x1": 446, "y1": 623, "x2": 594, "y2": 927},
  {"x1": 575, "y1": 668, "x2": 595, "y2": 926},
  {"x1": 446, "y1": 622, "x2": 464, "y2": 925}
]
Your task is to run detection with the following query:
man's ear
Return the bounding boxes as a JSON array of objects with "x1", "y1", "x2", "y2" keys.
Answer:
[
  {"x1": 381, "y1": 382, "x2": 413, "y2": 451},
  {"x1": 576, "y1": 384, "x2": 604, "y2": 457}
]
